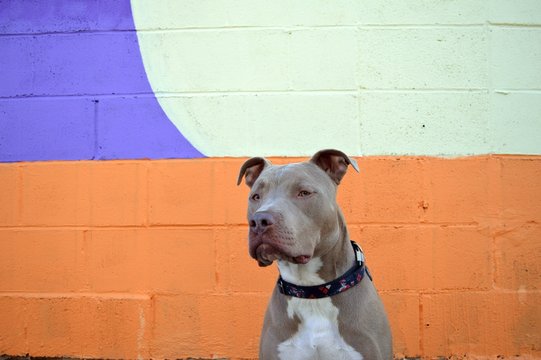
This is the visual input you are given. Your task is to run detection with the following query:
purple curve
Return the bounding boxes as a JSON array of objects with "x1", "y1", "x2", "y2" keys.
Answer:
[{"x1": 0, "y1": 0, "x2": 204, "y2": 161}]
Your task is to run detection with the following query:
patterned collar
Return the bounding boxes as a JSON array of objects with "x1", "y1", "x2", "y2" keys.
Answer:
[{"x1": 277, "y1": 241, "x2": 372, "y2": 299}]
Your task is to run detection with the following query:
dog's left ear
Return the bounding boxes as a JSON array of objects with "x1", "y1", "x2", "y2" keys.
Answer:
[
  {"x1": 310, "y1": 149, "x2": 359, "y2": 185},
  {"x1": 237, "y1": 157, "x2": 272, "y2": 187}
]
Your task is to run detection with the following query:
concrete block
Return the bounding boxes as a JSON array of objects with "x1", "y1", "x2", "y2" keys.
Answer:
[
  {"x1": 131, "y1": 0, "x2": 360, "y2": 28},
  {"x1": 99, "y1": 228, "x2": 216, "y2": 294},
  {"x1": 0, "y1": 33, "x2": 150, "y2": 97},
  {"x1": 422, "y1": 292, "x2": 541, "y2": 356},
  {"x1": 338, "y1": 157, "x2": 426, "y2": 224},
  {"x1": 0, "y1": 228, "x2": 216, "y2": 294},
  {"x1": 0, "y1": 294, "x2": 151, "y2": 359},
  {"x1": 21, "y1": 162, "x2": 92, "y2": 226},
  {"x1": 286, "y1": 28, "x2": 359, "y2": 90},
  {"x1": 143, "y1": 228, "x2": 216, "y2": 293},
  {"x1": 380, "y1": 292, "x2": 420, "y2": 356},
  {"x1": 158, "y1": 93, "x2": 360, "y2": 156},
  {"x1": 491, "y1": 27, "x2": 541, "y2": 89},
  {"x1": 147, "y1": 158, "x2": 258, "y2": 225},
  {"x1": 148, "y1": 159, "x2": 219, "y2": 225},
  {"x1": 353, "y1": 226, "x2": 492, "y2": 291},
  {"x1": 0, "y1": 296, "x2": 29, "y2": 355},
  {"x1": 490, "y1": 92, "x2": 541, "y2": 155},
  {"x1": 136, "y1": 28, "x2": 357, "y2": 92},
  {"x1": 500, "y1": 157, "x2": 541, "y2": 223},
  {"x1": 21, "y1": 161, "x2": 146, "y2": 226},
  {"x1": 0, "y1": 230, "x2": 84, "y2": 292},
  {"x1": 358, "y1": 27, "x2": 488, "y2": 89},
  {"x1": 80, "y1": 229, "x2": 146, "y2": 293},
  {"x1": 131, "y1": 0, "x2": 489, "y2": 28},
  {"x1": 358, "y1": 91, "x2": 490, "y2": 155},
  {"x1": 151, "y1": 294, "x2": 205, "y2": 358},
  {"x1": 423, "y1": 157, "x2": 491, "y2": 223},
  {"x1": 0, "y1": 1, "x2": 134, "y2": 34},
  {"x1": 96, "y1": 96, "x2": 202, "y2": 160},
  {"x1": 495, "y1": 225, "x2": 541, "y2": 290},
  {"x1": 152, "y1": 294, "x2": 267, "y2": 359},
  {"x1": 358, "y1": 0, "x2": 486, "y2": 25},
  {"x1": 490, "y1": 0, "x2": 541, "y2": 25},
  {"x1": 0, "y1": 165, "x2": 19, "y2": 226},
  {"x1": 0, "y1": 98, "x2": 95, "y2": 162},
  {"x1": 86, "y1": 161, "x2": 147, "y2": 226},
  {"x1": 27, "y1": 295, "x2": 151, "y2": 359}
]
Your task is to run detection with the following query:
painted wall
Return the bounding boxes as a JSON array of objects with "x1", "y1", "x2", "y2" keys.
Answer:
[
  {"x1": 131, "y1": 0, "x2": 541, "y2": 157},
  {"x1": 0, "y1": 1, "x2": 540, "y2": 359},
  {"x1": 0, "y1": 0, "x2": 202, "y2": 161},
  {"x1": 2, "y1": 0, "x2": 541, "y2": 160}
]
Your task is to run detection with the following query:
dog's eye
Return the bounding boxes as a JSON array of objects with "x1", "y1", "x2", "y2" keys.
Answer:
[
  {"x1": 251, "y1": 193, "x2": 261, "y2": 201},
  {"x1": 298, "y1": 190, "x2": 312, "y2": 198}
]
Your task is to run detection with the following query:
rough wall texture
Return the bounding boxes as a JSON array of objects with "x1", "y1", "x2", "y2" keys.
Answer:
[
  {"x1": 1, "y1": 1, "x2": 541, "y2": 160},
  {"x1": 1, "y1": 1, "x2": 541, "y2": 359},
  {"x1": 0, "y1": 156, "x2": 540, "y2": 359}
]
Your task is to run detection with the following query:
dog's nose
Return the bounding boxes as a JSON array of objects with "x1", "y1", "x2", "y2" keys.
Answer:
[{"x1": 249, "y1": 212, "x2": 275, "y2": 233}]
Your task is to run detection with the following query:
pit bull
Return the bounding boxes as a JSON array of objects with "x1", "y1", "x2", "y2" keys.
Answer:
[{"x1": 237, "y1": 149, "x2": 392, "y2": 360}]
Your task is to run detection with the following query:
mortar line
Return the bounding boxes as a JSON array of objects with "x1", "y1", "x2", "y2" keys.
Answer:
[
  {"x1": 0, "y1": 222, "x2": 491, "y2": 230},
  {"x1": 418, "y1": 292, "x2": 424, "y2": 356},
  {"x1": 17, "y1": 164, "x2": 23, "y2": 226},
  {"x1": 0, "y1": 224, "x2": 233, "y2": 230},
  {"x1": 486, "y1": 17, "x2": 495, "y2": 155},
  {"x1": 143, "y1": 161, "x2": 150, "y2": 228},
  {"x1": 488, "y1": 22, "x2": 541, "y2": 29},
  {"x1": 81, "y1": 229, "x2": 90, "y2": 291},
  {"x1": 0, "y1": 23, "x2": 497, "y2": 38},
  {"x1": 0, "y1": 88, "x2": 509, "y2": 101},
  {"x1": 133, "y1": 24, "x2": 487, "y2": 33},
  {"x1": 354, "y1": 26, "x2": 364, "y2": 156},
  {"x1": 4, "y1": 288, "x2": 535, "y2": 298},
  {"x1": 92, "y1": 99, "x2": 99, "y2": 160},
  {"x1": 493, "y1": 89, "x2": 541, "y2": 94},
  {"x1": 0, "y1": 92, "x2": 155, "y2": 101},
  {"x1": 148, "y1": 294, "x2": 156, "y2": 359},
  {"x1": 491, "y1": 157, "x2": 504, "y2": 290},
  {"x1": 0, "y1": 29, "x2": 137, "y2": 37},
  {"x1": 0, "y1": 291, "x2": 152, "y2": 299}
]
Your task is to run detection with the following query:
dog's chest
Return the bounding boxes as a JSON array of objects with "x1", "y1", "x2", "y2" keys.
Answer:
[{"x1": 277, "y1": 260, "x2": 363, "y2": 360}]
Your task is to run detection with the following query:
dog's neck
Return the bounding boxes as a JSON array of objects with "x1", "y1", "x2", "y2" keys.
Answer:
[{"x1": 278, "y1": 212, "x2": 355, "y2": 285}]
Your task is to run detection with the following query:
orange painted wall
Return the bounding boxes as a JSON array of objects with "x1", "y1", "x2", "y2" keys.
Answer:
[{"x1": 0, "y1": 156, "x2": 540, "y2": 359}]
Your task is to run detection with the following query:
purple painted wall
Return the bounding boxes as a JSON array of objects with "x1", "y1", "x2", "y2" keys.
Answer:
[{"x1": 0, "y1": 0, "x2": 203, "y2": 161}]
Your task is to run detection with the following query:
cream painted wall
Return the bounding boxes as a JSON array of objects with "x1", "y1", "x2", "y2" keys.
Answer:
[{"x1": 131, "y1": 0, "x2": 541, "y2": 157}]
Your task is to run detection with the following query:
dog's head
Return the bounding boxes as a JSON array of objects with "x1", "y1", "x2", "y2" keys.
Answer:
[{"x1": 237, "y1": 149, "x2": 359, "y2": 266}]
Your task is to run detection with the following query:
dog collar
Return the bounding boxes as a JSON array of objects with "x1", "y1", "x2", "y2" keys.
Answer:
[{"x1": 277, "y1": 241, "x2": 372, "y2": 299}]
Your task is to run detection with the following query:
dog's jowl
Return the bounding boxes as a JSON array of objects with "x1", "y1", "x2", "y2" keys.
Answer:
[{"x1": 237, "y1": 149, "x2": 393, "y2": 360}]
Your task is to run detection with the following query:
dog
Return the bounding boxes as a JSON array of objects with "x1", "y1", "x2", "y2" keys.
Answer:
[{"x1": 237, "y1": 149, "x2": 392, "y2": 359}]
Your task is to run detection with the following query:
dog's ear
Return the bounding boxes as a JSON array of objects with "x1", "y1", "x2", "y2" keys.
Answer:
[
  {"x1": 237, "y1": 157, "x2": 272, "y2": 187},
  {"x1": 310, "y1": 149, "x2": 359, "y2": 185}
]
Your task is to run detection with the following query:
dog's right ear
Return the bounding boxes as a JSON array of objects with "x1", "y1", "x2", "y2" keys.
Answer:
[
  {"x1": 237, "y1": 157, "x2": 271, "y2": 187},
  {"x1": 310, "y1": 149, "x2": 359, "y2": 185}
]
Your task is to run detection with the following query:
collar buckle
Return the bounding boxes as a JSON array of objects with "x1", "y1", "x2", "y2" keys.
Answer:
[{"x1": 351, "y1": 241, "x2": 365, "y2": 267}]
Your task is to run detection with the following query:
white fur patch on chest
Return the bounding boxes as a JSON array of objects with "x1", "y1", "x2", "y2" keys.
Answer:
[{"x1": 277, "y1": 259, "x2": 363, "y2": 360}]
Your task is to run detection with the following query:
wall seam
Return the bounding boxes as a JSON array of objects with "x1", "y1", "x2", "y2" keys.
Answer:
[{"x1": 92, "y1": 99, "x2": 99, "y2": 160}]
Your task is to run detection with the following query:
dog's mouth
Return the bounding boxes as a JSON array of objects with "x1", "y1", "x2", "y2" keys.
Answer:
[{"x1": 254, "y1": 243, "x2": 311, "y2": 267}]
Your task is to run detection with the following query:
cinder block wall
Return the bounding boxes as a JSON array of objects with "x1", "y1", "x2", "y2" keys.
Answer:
[
  {"x1": 129, "y1": 0, "x2": 541, "y2": 157},
  {"x1": 1, "y1": 1, "x2": 541, "y2": 359},
  {"x1": 1, "y1": 157, "x2": 540, "y2": 358}
]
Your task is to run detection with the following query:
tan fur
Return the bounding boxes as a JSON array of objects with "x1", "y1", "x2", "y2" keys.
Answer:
[{"x1": 238, "y1": 150, "x2": 392, "y2": 360}]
